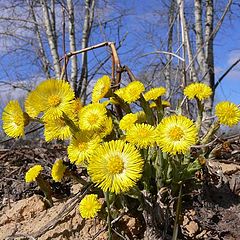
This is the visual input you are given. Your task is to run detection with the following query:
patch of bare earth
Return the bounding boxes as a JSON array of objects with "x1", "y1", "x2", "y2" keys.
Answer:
[{"x1": 0, "y1": 137, "x2": 240, "y2": 239}]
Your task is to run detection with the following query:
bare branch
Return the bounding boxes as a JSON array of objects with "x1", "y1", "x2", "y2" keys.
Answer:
[
  {"x1": 40, "y1": 0, "x2": 61, "y2": 79},
  {"x1": 67, "y1": 0, "x2": 78, "y2": 90},
  {"x1": 28, "y1": 1, "x2": 51, "y2": 78},
  {"x1": 140, "y1": 51, "x2": 185, "y2": 62},
  {"x1": 214, "y1": 58, "x2": 240, "y2": 90}
]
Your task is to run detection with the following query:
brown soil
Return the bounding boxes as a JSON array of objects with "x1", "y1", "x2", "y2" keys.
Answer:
[{"x1": 0, "y1": 137, "x2": 240, "y2": 239}]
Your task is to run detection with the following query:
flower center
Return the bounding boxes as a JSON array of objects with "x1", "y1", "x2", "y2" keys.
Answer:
[
  {"x1": 78, "y1": 142, "x2": 87, "y2": 151},
  {"x1": 169, "y1": 126, "x2": 184, "y2": 141},
  {"x1": 138, "y1": 128, "x2": 149, "y2": 138},
  {"x1": 13, "y1": 116, "x2": 23, "y2": 126},
  {"x1": 107, "y1": 155, "x2": 124, "y2": 174},
  {"x1": 88, "y1": 113, "x2": 99, "y2": 125},
  {"x1": 48, "y1": 95, "x2": 61, "y2": 107}
]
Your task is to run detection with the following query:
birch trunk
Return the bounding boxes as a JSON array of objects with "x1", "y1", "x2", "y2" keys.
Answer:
[
  {"x1": 165, "y1": 0, "x2": 175, "y2": 99},
  {"x1": 67, "y1": 0, "x2": 78, "y2": 91},
  {"x1": 204, "y1": 0, "x2": 214, "y2": 113},
  {"x1": 77, "y1": 0, "x2": 95, "y2": 101},
  {"x1": 29, "y1": 1, "x2": 51, "y2": 78},
  {"x1": 194, "y1": 0, "x2": 205, "y2": 74},
  {"x1": 178, "y1": 0, "x2": 198, "y2": 83},
  {"x1": 41, "y1": 0, "x2": 61, "y2": 79}
]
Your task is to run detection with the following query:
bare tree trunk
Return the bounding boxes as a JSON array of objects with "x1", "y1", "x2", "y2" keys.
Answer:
[
  {"x1": 178, "y1": 0, "x2": 198, "y2": 83},
  {"x1": 29, "y1": 1, "x2": 51, "y2": 78},
  {"x1": 194, "y1": 0, "x2": 205, "y2": 74},
  {"x1": 77, "y1": 0, "x2": 95, "y2": 101},
  {"x1": 41, "y1": 0, "x2": 61, "y2": 79},
  {"x1": 204, "y1": 0, "x2": 214, "y2": 113},
  {"x1": 67, "y1": 0, "x2": 78, "y2": 91},
  {"x1": 165, "y1": 0, "x2": 176, "y2": 99}
]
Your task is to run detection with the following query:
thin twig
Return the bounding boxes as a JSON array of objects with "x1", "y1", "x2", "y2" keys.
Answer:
[
  {"x1": 214, "y1": 58, "x2": 240, "y2": 90},
  {"x1": 32, "y1": 183, "x2": 93, "y2": 238},
  {"x1": 140, "y1": 50, "x2": 185, "y2": 62}
]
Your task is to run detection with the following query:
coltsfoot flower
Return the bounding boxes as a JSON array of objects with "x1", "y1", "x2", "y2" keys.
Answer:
[
  {"x1": 25, "y1": 79, "x2": 75, "y2": 121},
  {"x1": 150, "y1": 100, "x2": 170, "y2": 108},
  {"x1": 79, "y1": 194, "x2": 102, "y2": 219},
  {"x1": 119, "y1": 113, "x2": 138, "y2": 131},
  {"x1": 25, "y1": 165, "x2": 43, "y2": 183},
  {"x1": 67, "y1": 132, "x2": 101, "y2": 164},
  {"x1": 115, "y1": 81, "x2": 145, "y2": 103},
  {"x1": 92, "y1": 75, "x2": 111, "y2": 103},
  {"x1": 95, "y1": 117, "x2": 113, "y2": 138},
  {"x1": 78, "y1": 103, "x2": 107, "y2": 131},
  {"x1": 44, "y1": 115, "x2": 77, "y2": 141},
  {"x1": 2, "y1": 100, "x2": 29, "y2": 138},
  {"x1": 126, "y1": 123, "x2": 156, "y2": 148},
  {"x1": 215, "y1": 101, "x2": 240, "y2": 127},
  {"x1": 156, "y1": 115, "x2": 197, "y2": 155},
  {"x1": 144, "y1": 87, "x2": 166, "y2": 101},
  {"x1": 184, "y1": 82, "x2": 212, "y2": 101},
  {"x1": 51, "y1": 159, "x2": 67, "y2": 182},
  {"x1": 88, "y1": 140, "x2": 144, "y2": 194}
]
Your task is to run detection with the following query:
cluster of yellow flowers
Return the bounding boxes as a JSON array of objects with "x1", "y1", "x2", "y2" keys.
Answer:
[{"x1": 2, "y1": 77, "x2": 240, "y2": 220}]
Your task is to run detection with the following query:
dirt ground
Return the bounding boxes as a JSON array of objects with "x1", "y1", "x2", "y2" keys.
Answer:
[{"x1": 0, "y1": 137, "x2": 240, "y2": 240}]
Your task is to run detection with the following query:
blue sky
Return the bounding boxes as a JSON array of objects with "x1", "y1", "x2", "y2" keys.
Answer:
[
  {"x1": 116, "y1": 0, "x2": 240, "y2": 104},
  {"x1": 0, "y1": 0, "x2": 239, "y2": 106}
]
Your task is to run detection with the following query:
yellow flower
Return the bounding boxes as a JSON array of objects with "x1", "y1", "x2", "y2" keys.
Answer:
[
  {"x1": 144, "y1": 87, "x2": 166, "y2": 101},
  {"x1": 79, "y1": 194, "x2": 102, "y2": 219},
  {"x1": 43, "y1": 106, "x2": 79, "y2": 142},
  {"x1": 115, "y1": 81, "x2": 145, "y2": 103},
  {"x1": 88, "y1": 140, "x2": 144, "y2": 194},
  {"x1": 25, "y1": 79, "x2": 75, "y2": 121},
  {"x1": 95, "y1": 117, "x2": 113, "y2": 138},
  {"x1": 71, "y1": 98, "x2": 83, "y2": 116},
  {"x1": 78, "y1": 103, "x2": 107, "y2": 131},
  {"x1": 44, "y1": 116, "x2": 77, "y2": 141},
  {"x1": 126, "y1": 123, "x2": 156, "y2": 148},
  {"x1": 215, "y1": 101, "x2": 240, "y2": 127},
  {"x1": 67, "y1": 132, "x2": 101, "y2": 164},
  {"x1": 92, "y1": 75, "x2": 111, "y2": 103},
  {"x1": 156, "y1": 115, "x2": 197, "y2": 155},
  {"x1": 184, "y1": 82, "x2": 212, "y2": 101},
  {"x1": 2, "y1": 100, "x2": 29, "y2": 138},
  {"x1": 150, "y1": 101, "x2": 171, "y2": 108},
  {"x1": 119, "y1": 113, "x2": 138, "y2": 131},
  {"x1": 25, "y1": 165, "x2": 43, "y2": 183},
  {"x1": 51, "y1": 159, "x2": 67, "y2": 182}
]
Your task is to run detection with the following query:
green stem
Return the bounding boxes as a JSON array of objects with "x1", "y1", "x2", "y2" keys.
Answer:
[
  {"x1": 155, "y1": 97, "x2": 164, "y2": 124},
  {"x1": 172, "y1": 183, "x2": 182, "y2": 240},
  {"x1": 36, "y1": 175, "x2": 53, "y2": 207},
  {"x1": 196, "y1": 100, "x2": 203, "y2": 135},
  {"x1": 105, "y1": 191, "x2": 112, "y2": 240},
  {"x1": 62, "y1": 112, "x2": 80, "y2": 133},
  {"x1": 139, "y1": 94, "x2": 155, "y2": 125},
  {"x1": 201, "y1": 121, "x2": 220, "y2": 144}
]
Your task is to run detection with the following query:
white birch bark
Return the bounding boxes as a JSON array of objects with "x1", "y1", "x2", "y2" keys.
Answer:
[
  {"x1": 178, "y1": 0, "x2": 198, "y2": 83},
  {"x1": 29, "y1": 1, "x2": 51, "y2": 78},
  {"x1": 41, "y1": 0, "x2": 61, "y2": 79},
  {"x1": 67, "y1": 0, "x2": 78, "y2": 91},
  {"x1": 204, "y1": 0, "x2": 214, "y2": 111},
  {"x1": 77, "y1": 0, "x2": 95, "y2": 101},
  {"x1": 194, "y1": 0, "x2": 205, "y2": 74}
]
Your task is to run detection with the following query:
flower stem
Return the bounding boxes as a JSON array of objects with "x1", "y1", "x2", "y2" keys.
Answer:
[
  {"x1": 172, "y1": 183, "x2": 182, "y2": 240},
  {"x1": 105, "y1": 191, "x2": 112, "y2": 240}
]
